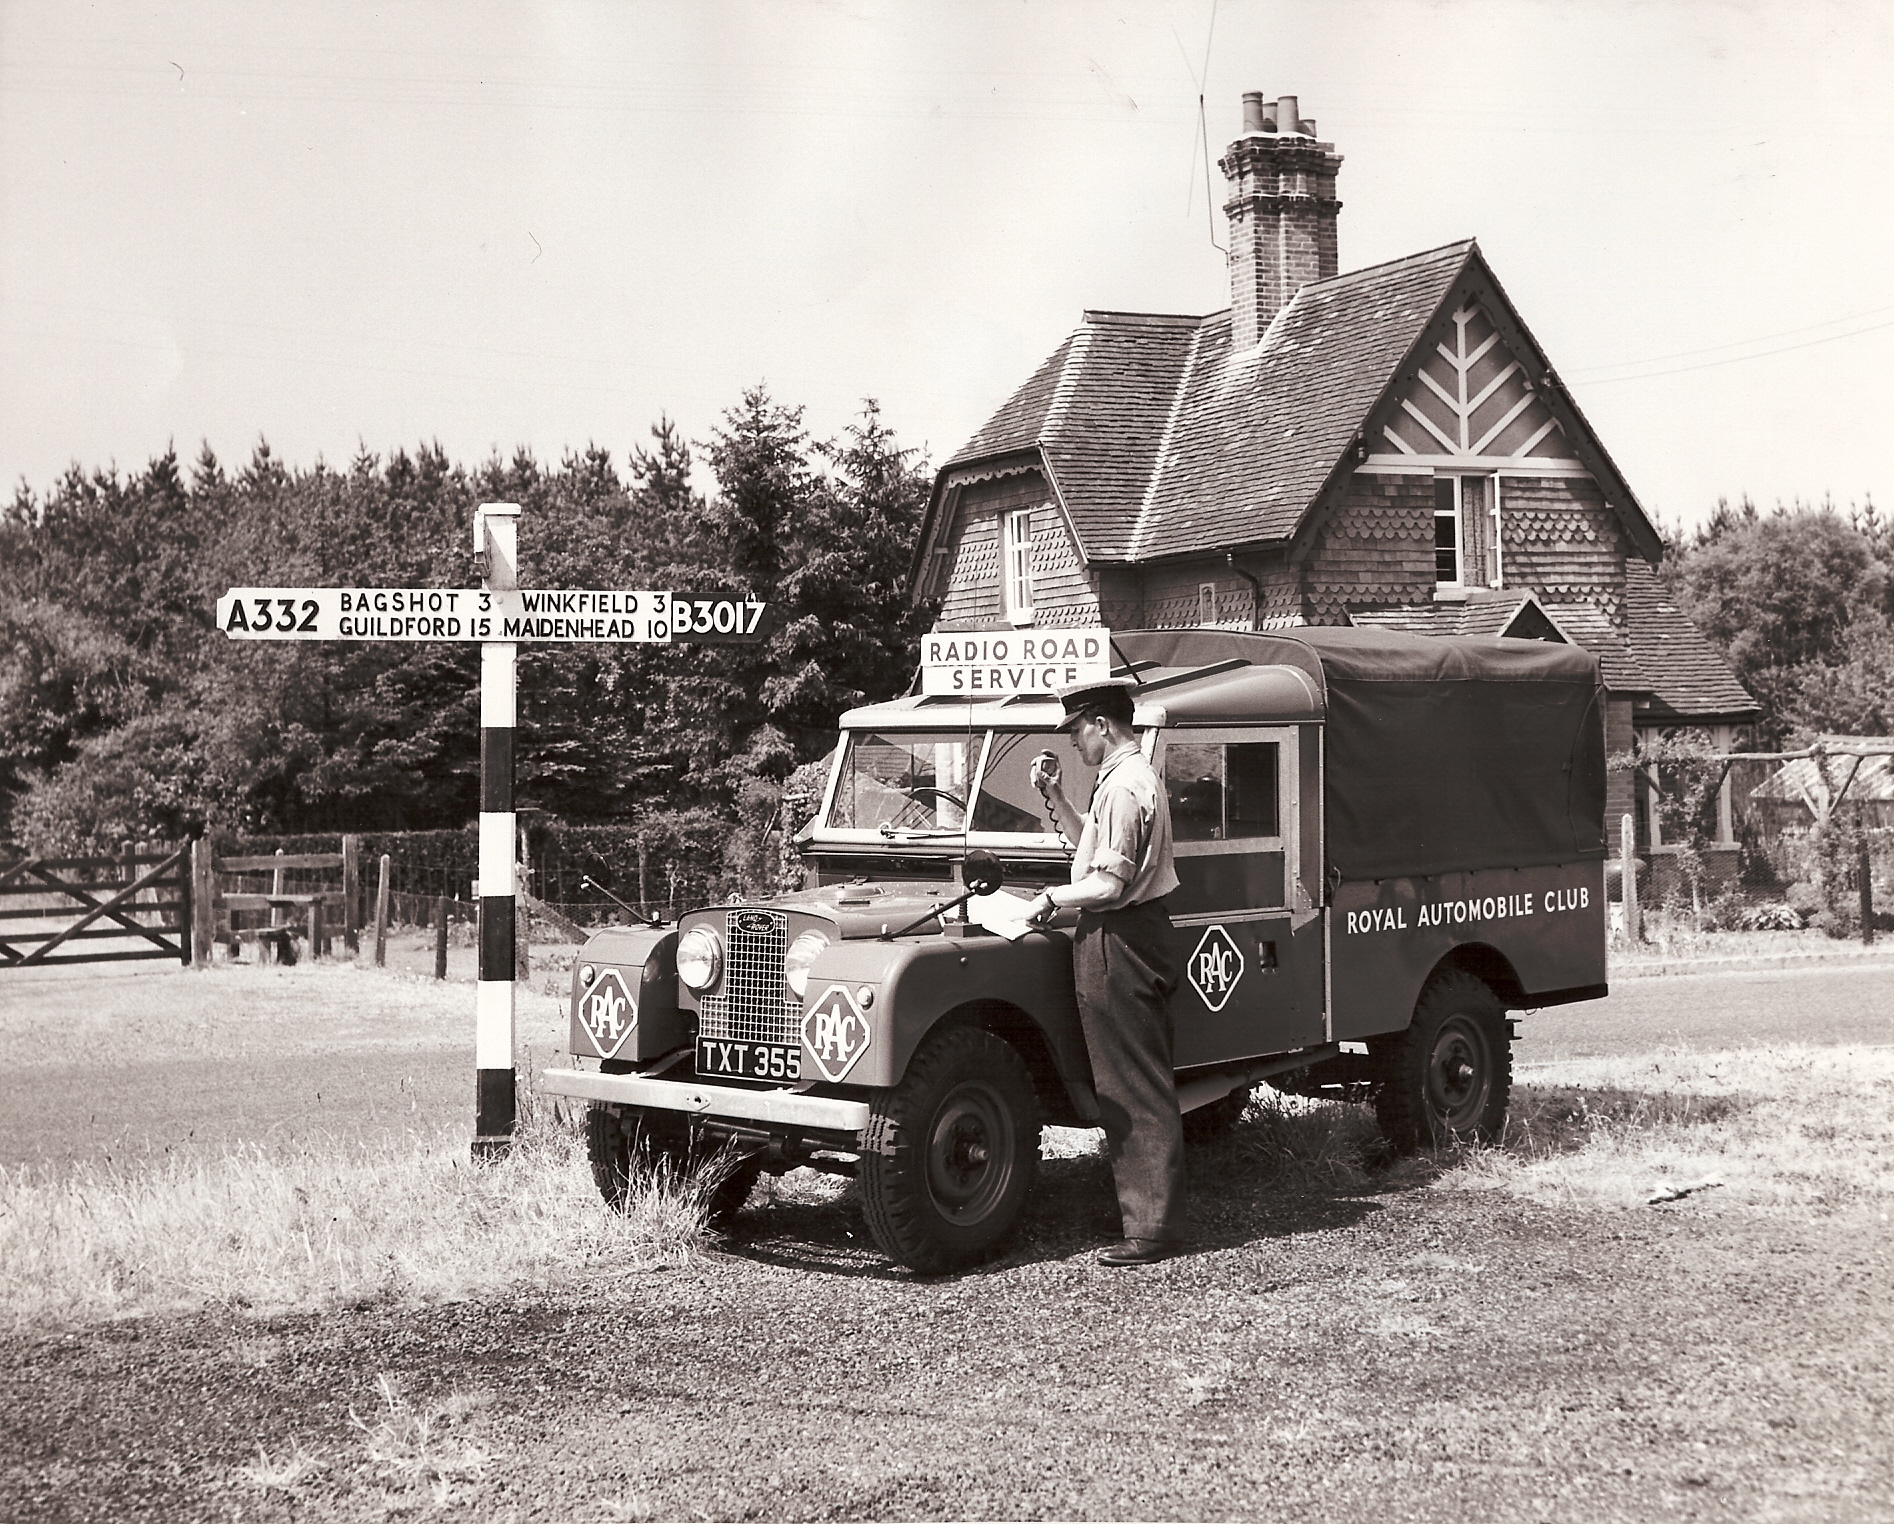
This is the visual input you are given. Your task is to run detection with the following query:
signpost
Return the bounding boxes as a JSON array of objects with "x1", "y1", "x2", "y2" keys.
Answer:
[{"x1": 217, "y1": 502, "x2": 771, "y2": 1159}]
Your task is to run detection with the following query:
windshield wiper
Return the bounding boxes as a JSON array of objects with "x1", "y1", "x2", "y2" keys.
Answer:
[{"x1": 877, "y1": 824, "x2": 963, "y2": 839}]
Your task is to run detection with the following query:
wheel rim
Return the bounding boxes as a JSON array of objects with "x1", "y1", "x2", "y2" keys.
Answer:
[
  {"x1": 923, "y1": 1080, "x2": 1017, "y2": 1226},
  {"x1": 1425, "y1": 1014, "x2": 1492, "y2": 1134}
]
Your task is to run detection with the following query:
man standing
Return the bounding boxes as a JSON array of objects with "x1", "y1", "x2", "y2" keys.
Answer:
[{"x1": 1023, "y1": 680, "x2": 1185, "y2": 1266}]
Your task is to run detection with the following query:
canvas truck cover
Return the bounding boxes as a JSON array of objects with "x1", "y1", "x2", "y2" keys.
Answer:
[{"x1": 1113, "y1": 627, "x2": 1607, "y2": 881}]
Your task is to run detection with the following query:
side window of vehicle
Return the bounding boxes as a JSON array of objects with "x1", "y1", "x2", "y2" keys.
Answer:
[{"x1": 1165, "y1": 741, "x2": 1279, "y2": 841}]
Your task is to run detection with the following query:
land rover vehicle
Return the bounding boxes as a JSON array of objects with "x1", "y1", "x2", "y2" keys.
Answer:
[{"x1": 540, "y1": 626, "x2": 1608, "y2": 1271}]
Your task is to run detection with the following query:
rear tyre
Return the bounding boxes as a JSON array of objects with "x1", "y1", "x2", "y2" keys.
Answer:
[
  {"x1": 1371, "y1": 971, "x2": 1512, "y2": 1152},
  {"x1": 861, "y1": 1024, "x2": 1040, "y2": 1274},
  {"x1": 584, "y1": 1102, "x2": 760, "y2": 1229}
]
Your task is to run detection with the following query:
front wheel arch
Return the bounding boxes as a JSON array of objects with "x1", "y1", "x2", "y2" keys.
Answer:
[{"x1": 859, "y1": 1022, "x2": 1041, "y2": 1273}]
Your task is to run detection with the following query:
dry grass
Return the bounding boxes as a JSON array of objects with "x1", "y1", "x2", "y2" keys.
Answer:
[
  {"x1": 233, "y1": 1436, "x2": 324, "y2": 1492},
  {"x1": 1455, "y1": 1043, "x2": 1894, "y2": 1213},
  {"x1": 0, "y1": 1086, "x2": 723, "y2": 1332}
]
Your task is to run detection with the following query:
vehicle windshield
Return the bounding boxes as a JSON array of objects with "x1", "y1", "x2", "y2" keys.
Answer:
[
  {"x1": 972, "y1": 731, "x2": 1098, "y2": 837},
  {"x1": 827, "y1": 731, "x2": 981, "y2": 833},
  {"x1": 824, "y1": 729, "x2": 1100, "y2": 839}
]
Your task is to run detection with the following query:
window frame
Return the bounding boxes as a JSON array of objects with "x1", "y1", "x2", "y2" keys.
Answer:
[
  {"x1": 1153, "y1": 726, "x2": 1299, "y2": 884},
  {"x1": 1433, "y1": 477, "x2": 1462, "y2": 587},
  {"x1": 1002, "y1": 508, "x2": 1035, "y2": 626}
]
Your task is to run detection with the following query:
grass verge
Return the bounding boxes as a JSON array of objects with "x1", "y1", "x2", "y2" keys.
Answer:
[
  {"x1": 0, "y1": 1085, "x2": 719, "y2": 1332},
  {"x1": 7, "y1": 1044, "x2": 1888, "y2": 1332},
  {"x1": 1459, "y1": 1043, "x2": 1894, "y2": 1212}
]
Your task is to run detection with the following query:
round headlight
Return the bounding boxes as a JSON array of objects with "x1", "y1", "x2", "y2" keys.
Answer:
[
  {"x1": 676, "y1": 925, "x2": 723, "y2": 991},
  {"x1": 579, "y1": 963, "x2": 597, "y2": 986},
  {"x1": 784, "y1": 929, "x2": 830, "y2": 998}
]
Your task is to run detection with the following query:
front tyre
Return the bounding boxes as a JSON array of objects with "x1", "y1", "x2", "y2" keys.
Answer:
[
  {"x1": 1371, "y1": 971, "x2": 1511, "y2": 1152},
  {"x1": 861, "y1": 1024, "x2": 1040, "y2": 1273}
]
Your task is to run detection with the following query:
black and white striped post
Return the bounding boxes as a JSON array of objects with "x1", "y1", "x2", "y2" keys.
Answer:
[{"x1": 474, "y1": 502, "x2": 520, "y2": 1161}]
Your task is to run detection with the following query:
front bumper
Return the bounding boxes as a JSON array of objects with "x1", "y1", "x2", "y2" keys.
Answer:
[{"x1": 540, "y1": 1067, "x2": 872, "y2": 1134}]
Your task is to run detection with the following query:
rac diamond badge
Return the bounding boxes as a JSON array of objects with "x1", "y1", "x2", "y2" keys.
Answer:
[
  {"x1": 802, "y1": 984, "x2": 872, "y2": 1083},
  {"x1": 1187, "y1": 925, "x2": 1245, "y2": 1013},
  {"x1": 579, "y1": 968, "x2": 638, "y2": 1059}
]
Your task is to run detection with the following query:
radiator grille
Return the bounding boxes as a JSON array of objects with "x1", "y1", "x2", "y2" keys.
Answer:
[{"x1": 697, "y1": 908, "x2": 800, "y2": 1045}]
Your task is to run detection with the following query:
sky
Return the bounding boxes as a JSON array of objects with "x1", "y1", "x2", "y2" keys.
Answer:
[{"x1": 4, "y1": 0, "x2": 1892, "y2": 537}]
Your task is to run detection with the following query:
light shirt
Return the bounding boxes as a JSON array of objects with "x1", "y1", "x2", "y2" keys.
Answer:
[{"x1": 1072, "y1": 741, "x2": 1179, "y2": 910}]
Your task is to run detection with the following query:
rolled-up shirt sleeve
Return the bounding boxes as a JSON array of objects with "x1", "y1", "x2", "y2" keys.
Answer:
[{"x1": 1087, "y1": 780, "x2": 1146, "y2": 886}]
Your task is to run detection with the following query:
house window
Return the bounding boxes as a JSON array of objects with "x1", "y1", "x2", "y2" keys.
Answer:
[
  {"x1": 1434, "y1": 478, "x2": 1461, "y2": 585},
  {"x1": 1488, "y1": 476, "x2": 1504, "y2": 587},
  {"x1": 1436, "y1": 475, "x2": 1500, "y2": 588},
  {"x1": 1197, "y1": 582, "x2": 1216, "y2": 625},
  {"x1": 1002, "y1": 509, "x2": 1034, "y2": 625}
]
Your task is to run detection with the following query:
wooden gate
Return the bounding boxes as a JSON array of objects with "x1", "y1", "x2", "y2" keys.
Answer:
[{"x1": 0, "y1": 845, "x2": 192, "y2": 968}]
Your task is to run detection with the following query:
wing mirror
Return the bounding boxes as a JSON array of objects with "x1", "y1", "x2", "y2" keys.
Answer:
[{"x1": 961, "y1": 848, "x2": 1004, "y2": 897}]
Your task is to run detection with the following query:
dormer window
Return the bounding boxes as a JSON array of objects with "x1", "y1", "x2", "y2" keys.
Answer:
[{"x1": 1002, "y1": 508, "x2": 1035, "y2": 625}]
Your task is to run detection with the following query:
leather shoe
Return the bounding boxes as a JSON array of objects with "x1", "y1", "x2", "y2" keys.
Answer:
[{"x1": 1096, "y1": 1237, "x2": 1180, "y2": 1267}]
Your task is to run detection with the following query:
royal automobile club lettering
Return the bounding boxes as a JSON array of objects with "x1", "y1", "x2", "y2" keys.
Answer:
[{"x1": 1345, "y1": 885, "x2": 1591, "y2": 936}]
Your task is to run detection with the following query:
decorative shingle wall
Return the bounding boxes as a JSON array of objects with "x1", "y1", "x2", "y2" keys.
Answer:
[
  {"x1": 936, "y1": 471, "x2": 1101, "y2": 629},
  {"x1": 1498, "y1": 477, "x2": 1627, "y2": 622},
  {"x1": 1300, "y1": 473, "x2": 1435, "y2": 622},
  {"x1": 1138, "y1": 563, "x2": 1255, "y2": 629}
]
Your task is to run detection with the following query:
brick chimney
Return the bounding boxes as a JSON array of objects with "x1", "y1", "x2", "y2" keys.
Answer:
[{"x1": 1221, "y1": 91, "x2": 1344, "y2": 350}]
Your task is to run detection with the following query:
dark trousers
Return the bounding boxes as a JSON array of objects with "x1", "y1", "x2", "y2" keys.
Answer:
[{"x1": 1072, "y1": 897, "x2": 1186, "y2": 1243}]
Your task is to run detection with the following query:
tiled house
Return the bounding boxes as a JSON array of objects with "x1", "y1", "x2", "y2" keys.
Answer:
[{"x1": 909, "y1": 90, "x2": 1758, "y2": 855}]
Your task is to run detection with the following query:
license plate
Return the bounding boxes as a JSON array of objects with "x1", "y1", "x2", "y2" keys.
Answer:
[{"x1": 696, "y1": 1038, "x2": 801, "y2": 1082}]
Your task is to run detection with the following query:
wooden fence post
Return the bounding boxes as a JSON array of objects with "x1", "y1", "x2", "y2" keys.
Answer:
[
  {"x1": 308, "y1": 899, "x2": 324, "y2": 961},
  {"x1": 375, "y1": 853, "x2": 391, "y2": 967},
  {"x1": 435, "y1": 893, "x2": 449, "y2": 980},
  {"x1": 271, "y1": 848, "x2": 286, "y2": 930},
  {"x1": 191, "y1": 837, "x2": 216, "y2": 967},
  {"x1": 342, "y1": 834, "x2": 361, "y2": 957},
  {"x1": 1621, "y1": 813, "x2": 1640, "y2": 944}
]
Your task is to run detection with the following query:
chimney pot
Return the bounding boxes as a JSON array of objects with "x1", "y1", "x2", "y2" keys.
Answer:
[
  {"x1": 1300, "y1": 117, "x2": 1315, "y2": 136},
  {"x1": 1221, "y1": 91, "x2": 1343, "y2": 349}
]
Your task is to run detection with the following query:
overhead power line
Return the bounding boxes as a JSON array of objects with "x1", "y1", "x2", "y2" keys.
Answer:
[{"x1": 1573, "y1": 314, "x2": 1894, "y2": 386}]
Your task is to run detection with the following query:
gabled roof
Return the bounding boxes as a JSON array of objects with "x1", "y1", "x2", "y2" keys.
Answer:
[
  {"x1": 1349, "y1": 588, "x2": 1565, "y2": 643},
  {"x1": 916, "y1": 239, "x2": 1662, "y2": 581},
  {"x1": 1620, "y1": 562, "x2": 1760, "y2": 723}
]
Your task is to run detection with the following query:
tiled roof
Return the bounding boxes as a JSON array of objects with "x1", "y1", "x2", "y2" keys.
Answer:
[
  {"x1": 1621, "y1": 562, "x2": 1760, "y2": 721},
  {"x1": 945, "y1": 242, "x2": 1475, "y2": 562},
  {"x1": 1347, "y1": 590, "x2": 1544, "y2": 640},
  {"x1": 950, "y1": 334, "x2": 1074, "y2": 462},
  {"x1": 1136, "y1": 245, "x2": 1472, "y2": 559},
  {"x1": 1536, "y1": 600, "x2": 1652, "y2": 694}
]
